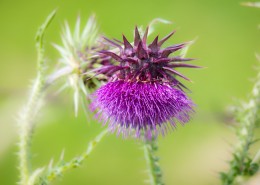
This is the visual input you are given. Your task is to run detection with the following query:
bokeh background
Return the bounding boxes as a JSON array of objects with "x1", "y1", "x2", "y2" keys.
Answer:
[{"x1": 1, "y1": 0, "x2": 260, "y2": 184}]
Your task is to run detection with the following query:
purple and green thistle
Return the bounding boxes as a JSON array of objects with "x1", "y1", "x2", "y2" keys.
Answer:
[{"x1": 90, "y1": 27, "x2": 200, "y2": 138}]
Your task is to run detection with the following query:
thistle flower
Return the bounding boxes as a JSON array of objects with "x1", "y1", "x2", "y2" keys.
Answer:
[
  {"x1": 47, "y1": 15, "x2": 107, "y2": 116},
  {"x1": 90, "y1": 27, "x2": 199, "y2": 137}
]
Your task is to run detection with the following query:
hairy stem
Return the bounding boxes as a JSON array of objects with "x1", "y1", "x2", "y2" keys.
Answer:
[
  {"x1": 144, "y1": 136, "x2": 164, "y2": 185},
  {"x1": 38, "y1": 129, "x2": 108, "y2": 185},
  {"x1": 17, "y1": 10, "x2": 56, "y2": 185},
  {"x1": 220, "y1": 70, "x2": 260, "y2": 185}
]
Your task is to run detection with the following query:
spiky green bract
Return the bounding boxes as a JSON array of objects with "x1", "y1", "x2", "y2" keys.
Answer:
[{"x1": 50, "y1": 15, "x2": 103, "y2": 116}]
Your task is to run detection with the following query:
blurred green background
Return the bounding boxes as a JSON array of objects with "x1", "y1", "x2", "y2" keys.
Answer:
[{"x1": 1, "y1": 0, "x2": 260, "y2": 184}]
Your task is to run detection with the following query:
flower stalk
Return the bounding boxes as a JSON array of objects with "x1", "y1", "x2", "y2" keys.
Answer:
[
  {"x1": 144, "y1": 136, "x2": 164, "y2": 185},
  {"x1": 17, "y1": 10, "x2": 56, "y2": 185},
  {"x1": 220, "y1": 67, "x2": 260, "y2": 185},
  {"x1": 37, "y1": 129, "x2": 108, "y2": 185}
]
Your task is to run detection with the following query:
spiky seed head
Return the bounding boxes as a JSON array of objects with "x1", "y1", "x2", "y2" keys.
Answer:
[{"x1": 51, "y1": 16, "x2": 111, "y2": 116}]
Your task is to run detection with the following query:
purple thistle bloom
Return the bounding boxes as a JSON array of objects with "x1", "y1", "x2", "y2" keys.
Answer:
[
  {"x1": 91, "y1": 81, "x2": 194, "y2": 138},
  {"x1": 90, "y1": 26, "x2": 199, "y2": 138}
]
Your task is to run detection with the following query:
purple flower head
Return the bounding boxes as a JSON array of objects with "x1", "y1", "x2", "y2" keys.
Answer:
[{"x1": 90, "y1": 27, "x2": 200, "y2": 138}]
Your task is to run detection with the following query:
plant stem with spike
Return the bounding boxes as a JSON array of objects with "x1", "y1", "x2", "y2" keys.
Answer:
[{"x1": 17, "y1": 10, "x2": 56, "y2": 185}]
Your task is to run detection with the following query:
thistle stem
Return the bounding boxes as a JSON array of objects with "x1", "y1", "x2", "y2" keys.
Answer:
[
  {"x1": 39, "y1": 129, "x2": 108, "y2": 185},
  {"x1": 221, "y1": 70, "x2": 260, "y2": 185},
  {"x1": 143, "y1": 136, "x2": 164, "y2": 185},
  {"x1": 18, "y1": 75, "x2": 44, "y2": 185},
  {"x1": 17, "y1": 10, "x2": 56, "y2": 185}
]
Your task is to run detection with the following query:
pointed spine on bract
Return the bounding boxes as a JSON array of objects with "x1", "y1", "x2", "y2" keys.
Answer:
[
  {"x1": 50, "y1": 15, "x2": 111, "y2": 116},
  {"x1": 96, "y1": 26, "x2": 200, "y2": 90}
]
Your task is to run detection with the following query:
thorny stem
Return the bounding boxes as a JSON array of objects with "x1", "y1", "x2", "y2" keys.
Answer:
[
  {"x1": 144, "y1": 136, "x2": 164, "y2": 185},
  {"x1": 220, "y1": 69, "x2": 260, "y2": 185},
  {"x1": 38, "y1": 129, "x2": 108, "y2": 185},
  {"x1": 17, "y1": 10, "x2": 56, "y2": 185}
]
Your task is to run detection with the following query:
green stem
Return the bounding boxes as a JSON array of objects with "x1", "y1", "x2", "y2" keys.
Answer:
[
  {"x1": 220, "y1": 71, "x2": 260, "y2": 185},
  {"x1": 17, "y1": 10, "x2": 56, "y2": 185},
  {"x1": 144, "y1": 136, "x2": 164, "y2": 185},
  {"x1": 38, "y1": 129, "x2": 108, "y2": 185},
  {"x1": 18, "y1": 76, "x2": 43, "y2": 185}
]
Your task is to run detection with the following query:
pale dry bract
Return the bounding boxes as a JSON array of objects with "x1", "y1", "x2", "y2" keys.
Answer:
[{"x1": 50, "y1": 15, "x2": 100, "y2": 116}]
